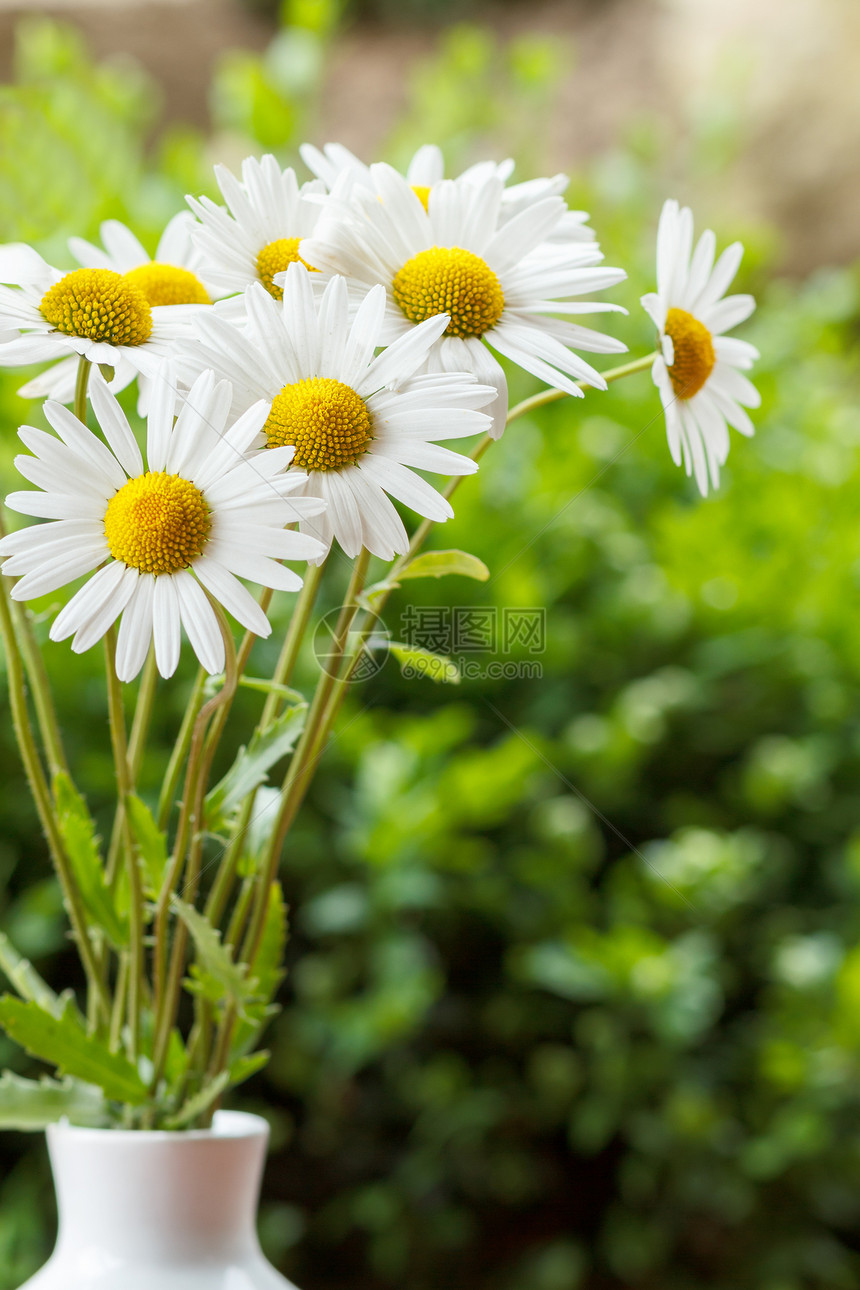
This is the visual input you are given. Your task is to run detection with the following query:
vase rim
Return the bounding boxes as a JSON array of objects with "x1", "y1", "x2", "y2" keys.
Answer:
[{"x1": 46, "y1": 1108, "x2": 268, "y2": 1144}]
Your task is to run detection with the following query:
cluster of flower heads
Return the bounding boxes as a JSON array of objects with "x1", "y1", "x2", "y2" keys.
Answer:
[{"x1": 0, "y1": 143, "x2": 759, "y2": 680}]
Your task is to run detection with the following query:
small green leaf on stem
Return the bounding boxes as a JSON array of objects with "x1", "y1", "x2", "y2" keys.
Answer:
[
  {"x1": 126, "y1": 794, "x2": 170, "y2": 899},
  {"x1": 162, "y1": 1070, "x2": 231, "y2": 1130},
  {"x1": 0, "y1": 1071, "x2": 108, "y2": 1130},
  {"x1": 0, "y1": 932, "x2": 63, "y2": 1017},
  {"x1": 397, "y1": 549, "x2": 490, "y2": 582},
  {"x1": 171, "y1": 898, "x2": 251, "y2": 1010},
  {"x1": 388, "y1": 643, "x2": 461, "y2": 685},
  {"x1": 205, "y1": 705, "x2": 306, "y2": 829},
  {"x1": 52, "y1": 772, "x2": 128, "y2": 948},
  {"x1": 0, "y1": 996, "x2": 148, "y2": 1104}
]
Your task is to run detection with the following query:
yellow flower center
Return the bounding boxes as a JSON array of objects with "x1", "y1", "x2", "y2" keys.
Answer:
[
  {"x1": 392, "y1": 246, "x2": 505, "y2": 339},
  {"x1": 104, "y1": 472, "x2": 210, "y2": 575},
  {"x1": 263, "y1": 377, "x2": 372, "y2": 471},
  {"x1": 664, "y1": 307, "x2": 715, "y2": 399},
  {"x1": 411, "y1": 185, "x2": 431, "y2": 211},
  {"x1": 123, "y1": 262, "x2": 211, "y2": 307},
  {"x1": 255, "y1": 238, "x2": 317, "y2": 299},
  {"x1": 40, "y1": 268, "x2": 152, "y2": 347}
]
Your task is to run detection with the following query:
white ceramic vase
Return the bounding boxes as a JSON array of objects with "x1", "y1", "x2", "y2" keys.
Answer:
[{"x1": 18, "y1": 1109, "x2": 298, "y2": 1289}]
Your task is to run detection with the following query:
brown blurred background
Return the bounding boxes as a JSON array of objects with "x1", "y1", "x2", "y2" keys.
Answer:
[{"x1": 0, "y1": 0, "x2": 856, "y2": 275}]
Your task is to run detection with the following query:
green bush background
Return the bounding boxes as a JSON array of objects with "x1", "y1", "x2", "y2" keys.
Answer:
[{"x1": 1, "y1": 11, "x2": 859, "y2": 1289}]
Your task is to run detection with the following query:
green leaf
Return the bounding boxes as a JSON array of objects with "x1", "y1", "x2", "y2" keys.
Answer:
[
  {"x1": 0, "y1": 997, "x2": 148, "y2": 1105},
  {"x1": 0, "y1": 932, "x2": 63, "y2": 1017},
  {"x1": 255, "y1": 882, "x2": 288, "y2": 1003},
  {"x1": 126, "y1": 794, "x2": 169, "y2": 899},
  {"x1": 0, "y1": 1071, "x2": 108, "y2": 1130},
  {"x1": 162, "y1": 1070, "x2": 230, "y2": 1130},
  {"x1": 171, "y1": 898, "x2": 251, "y2": 1011},
  {"x1": 229, "y1": 1050, "x2": 270, "y2": 1087},
  {"x1": 230, "y1": 883, "x2": 288, "y2": 1061},
  {"x1": 388, "y1": 643, "x2": 461, "y2": 685},
  {"x1": 52, "y1": 772, "x2": 127, "y2": 948},
  {"x1": 396, "y1": 549, "x2": 490, "y2": 582},
  {"x1": 205, "y1": 706, "x2": 306, "y2": 829}
]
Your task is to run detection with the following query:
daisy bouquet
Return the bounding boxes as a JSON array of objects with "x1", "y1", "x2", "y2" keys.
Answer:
[{"x1": 0, "y1": 150, "x2": 759, "y2": 1131}]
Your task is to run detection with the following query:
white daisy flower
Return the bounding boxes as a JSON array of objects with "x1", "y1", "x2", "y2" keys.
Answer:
[
  {"x1": 0, "y1": 242, "x2": 187, "y2": 404},
  {"x1": 186, "y1": 155, "x2": 326, "y2": 300},
  {"x1": 183, "y1": 263, "x2": 495, "y2": 561},
  {"x1": 21, "y1": 214, "x2": 222, "y2": 411},
  {"x1": 298, "y1": 163, "x2": 626, "y2": 435},
  {"x1": 0, "y1": 369, "x2": 326, "y2": 682},
  {"x1": 641, "y1": 199, "x2": 760, "y2": 495},
  {"x1": 300, "y1": 140, "x2": 594, "y2": 242}
]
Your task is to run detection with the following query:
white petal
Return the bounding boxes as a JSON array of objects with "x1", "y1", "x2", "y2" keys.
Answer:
[
  {"x1": 153, "y1": 575, "x2": 182, "y2": 678},
  {"x1": 192, "y1": 555, "x2": 271, "y2": 636},
  {"x1": 361, "y1": 455, "x2": 452, "y2": 521},
  {"x1": 89, "y1": 374, "x2": 144, "y2": 478},
  {"x1": 361, "y1": 312, "x2": 450, "y2": 393},
  {"x1": 10, "y1": 546, "x2": 107, "y2": 600},
  {"x1": 115, "y1": 577, "x2": 156, "y2": 682},
  {"x1": 52, "y1": 563, "x2": 136, "y2": 651},
  {"x1": 701, "y1": 294, "x2": 755, "y2": 335},
  {"x1": 173, "y1": 570, "x2": 225, "y2": 673}
]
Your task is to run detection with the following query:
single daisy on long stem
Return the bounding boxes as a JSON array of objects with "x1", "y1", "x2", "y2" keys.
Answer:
[
  {"x1": 641, "y1": 198, "x2": 760, "y2": 494},
  {"x1": 0, "y1": 369, "x2": 325, "y2": 681}
]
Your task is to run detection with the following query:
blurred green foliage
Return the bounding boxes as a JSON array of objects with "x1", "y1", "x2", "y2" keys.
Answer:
[{"x1": 1, "y1": 12, "x2": 860, "y2": 1290}]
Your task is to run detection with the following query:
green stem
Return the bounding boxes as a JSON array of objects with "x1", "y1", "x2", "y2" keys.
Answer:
[
  {"x1": 128, "y1": 647, "x2": 158, "y2": 781},
  {"x1": 243, "y1": 550, "x2": 370, "y2": 965},
  {"x1": 150, "y1": 607, "x2": 238, "y2": 1091},
  {"x1": 200, "y1": 587, "x2": 273, "y2": 772},
  {"x1": 157, "y1": 668, "x2": 206, "y2": 831},
  {"x1": 106, "y1": 648, "x2": 157, "y2": 887},
  {"x1": 0, "y1": 575, "x2": 110, "y2": 1020},
  {"x1": 0, "y1": 511, "x2": 69, "y2": 780},
  {"x1": 103, "y1": 626, "x2": 143, "y2": 1061},
  {"x1": 505, "y1": 351, "x2": 657, "y2": 425},
  {"x1": 109, "y1": 953, "x2": 129, "y2": 1055},
  {"x1": 74, "y1": 355, "x2": 91, "y2": 424},
  {"x1": 204, "y1": 561, "x2": 326, "y2": 932},
  {"x1": 261, "y1": 560, "x2": 326, "y2": 727},
  {"x1": 205, "y1": 554, "x2": 369, "y2": 1085}
]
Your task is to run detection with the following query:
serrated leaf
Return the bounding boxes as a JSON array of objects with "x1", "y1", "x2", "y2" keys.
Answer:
[
  {"x1": 229, "y1": 1050, "x2": 270, "y2": 1088},
  {"x1": 205, "y1": 706, "x2": 306, "y2": 829},
  {"x1": 255, "y1": 882, "x2": 288, "y2": 1003},
  {"x1": 231, "y1": 884, "x2": 288, "y2": 1061},
  {"x1": 162, "y1": 1070, "x2": 230, "y2": 1130},
  {"x1": 388, "y1": 643, "x2": 461, "y2": 685},
  {"x1": 397, "y1": 549, "x2": 490, "y2": 582},
  {"x1": 0, "y1": 1071, "x2": 108, "y2": 1130},
  {"x1": 0, "y1": 997, "x2": 148, "y2": 1105},
  {"x1": 172, "y1": 897, "x2": 251, "y2": 1011},
  {"x1": 126, "y1": 794, "x2": 170, "y2": 899},
  {"x1": 52, "y1": 772, "x2": 127, "y2": 948},
  {"x1": 0, "y1": 933, "x2": 63, "y2": 1017}
]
